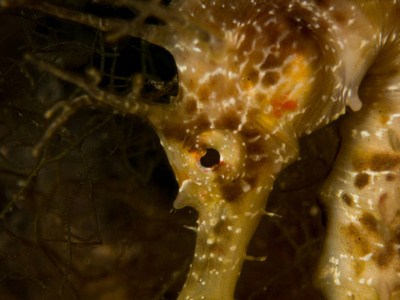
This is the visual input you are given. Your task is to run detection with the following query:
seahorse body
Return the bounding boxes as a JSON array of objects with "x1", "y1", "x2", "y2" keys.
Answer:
[
  {"x1": 315, "y1": 23, "x2": 400, "y2": 299},
  {"x1": 1, "y1": 0, "x2": 400, "y2": 299}
]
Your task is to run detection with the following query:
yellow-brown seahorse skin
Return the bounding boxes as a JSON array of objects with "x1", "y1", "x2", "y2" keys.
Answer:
[
  {"x1": 2, "y1": 0, "x2": 399, "y2": 299},
  {"x1": 316, "y1": 97, "x2": 400, "y2": 299},
  {"x1": 139, "y1": 1, "x2": 400, "y2": 299},
  {"x1": 314, "y1": 2, "x2": 400, "y2": 299}
]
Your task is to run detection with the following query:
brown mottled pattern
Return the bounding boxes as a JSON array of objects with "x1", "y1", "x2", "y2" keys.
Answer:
[
  {"x1": 341, "y1": 193, "x2": 354, "y2": 207},
  {"x1": 359, "y1": 212, "x2": 378, "y2": 233},
  {"x1": 386, "y1": 173, "x2": 396, "y2": 181},
  {"x1": 341, "y1": 223, "x2": 372, "y2": 257},
  {"x1": 354, "y1": 172, "x2": 370, "y2": 189},
  {"x1": 352, "y1": 152, "x2": 400, "y2": 172}
]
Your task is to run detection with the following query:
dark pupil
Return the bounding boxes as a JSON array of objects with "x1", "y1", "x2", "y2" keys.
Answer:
[{"x1": 200, "y1": 148, "x2": 220, "y2": 168}]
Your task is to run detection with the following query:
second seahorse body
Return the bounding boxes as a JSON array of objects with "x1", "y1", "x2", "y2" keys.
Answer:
[{"x1": 1, "y1": 0, "x2": 400, "y2": 299}]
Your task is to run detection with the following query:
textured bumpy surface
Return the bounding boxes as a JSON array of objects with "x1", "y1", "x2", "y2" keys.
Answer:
[{"x1": 1, "y1": 0, "x2": 400, "y2": 299}]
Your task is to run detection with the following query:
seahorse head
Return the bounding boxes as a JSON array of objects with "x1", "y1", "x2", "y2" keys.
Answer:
[{"x1": 144, "y1": 1, "x2": 344, "y2": 208}]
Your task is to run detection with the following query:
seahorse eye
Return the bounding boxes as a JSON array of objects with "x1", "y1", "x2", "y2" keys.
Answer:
[
  {"x1": 178, "y1": 130, "x2": 244, "y2": 184},
  {"x1": 200, "y1": 148, "x2": 220, "y2": 168}
]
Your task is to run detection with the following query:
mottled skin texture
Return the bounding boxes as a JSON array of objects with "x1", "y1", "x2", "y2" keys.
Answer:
[
  {"x1": 146, "y1": 1, "x2": 400, "y2": 299},
  {"x1": 1, "y1": 0, "x2": 400, "y2": 299},
  {"x1": 145, "y1": 2, "x2": 342, "y2": 298},
  {"x1": 317, "y1": 32, "x2": 400, "y2": 299}
]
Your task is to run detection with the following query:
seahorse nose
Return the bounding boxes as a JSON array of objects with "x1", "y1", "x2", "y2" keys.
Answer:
[{"x1": 174, "y1": 179, "x2": 207, "y2": 210}]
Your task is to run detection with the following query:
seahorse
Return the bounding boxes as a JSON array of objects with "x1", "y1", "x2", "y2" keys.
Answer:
[{"x1": 1, "y1": 0, "x2": 400, "y2": 299}]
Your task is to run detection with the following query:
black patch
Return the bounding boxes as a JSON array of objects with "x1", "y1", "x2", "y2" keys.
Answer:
[
  {"x1": 332, "y1": 11, "x2": 348, "y2": 24},
  {"x1": 261, "y1": 53, "x2": 284, "y2": 70},
  {"x1": 354, "y1": 173, "x2": 370, "y2": 189},
  {"x1": 353, "y1": 152, "x2": 400, "y2": 172},
  {"x1": 262, "y1": 71, "x2": 281, "y2": 86},
  {"x1": 213, "y1": 219, "x2": 233, "y2": 241},
  {"x1": 342, "y1": 223, "x2": 371, "y2": 256},
  {"x1": 359, "y1": 212, "x2": 378, "y2": 233},
  {"x1": 200, "y1": 148, "x2": 220, "y2": 168},
  {"x1": 216, "y1": 112, "x2": 241, "y2": 130},
  {"x1": 246, "y1": 139, "x2": 268, "y2": 156},
  {"x1": 185, "y1": 99, "x2": 197, "y2": 114},
  {"x1": 264, "y1": 22, "x2": 281, "y2": 45},
  {"x1": 162, "y1": 114, "x2": 211, "y2": 142},
  {"x1": 240, "y1": 123, "x2": 262, "y2": 140},
  {"x1": 341, "y1": 193, "x2": 353, "y2": 207},
  {"x1": 386, "y1": 173, "x2": 396, "y2": 181},
  {"x1": 374, "y1": 242, "x2": 395, "y2": 268},
  {"x1": 220, "y1": 182, "x2": 242, "y2": 202}
]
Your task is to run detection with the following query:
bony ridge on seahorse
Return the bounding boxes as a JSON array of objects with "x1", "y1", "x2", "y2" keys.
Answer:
[{"x1": 1, "y1": 0, "x2": 400, "y2": 299}]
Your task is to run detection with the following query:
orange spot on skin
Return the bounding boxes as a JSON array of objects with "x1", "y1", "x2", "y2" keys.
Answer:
[
  {"x1": 272, "y1": 92, "x2": 298, "y2": 118},
  {"x1": 199, "y1": 189, "x2": 207, "y2": 202}
]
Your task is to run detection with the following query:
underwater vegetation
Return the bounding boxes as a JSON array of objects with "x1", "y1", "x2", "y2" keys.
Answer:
[{"x1": 0, "y1": 0, "x2": 399, "y2": 299}]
